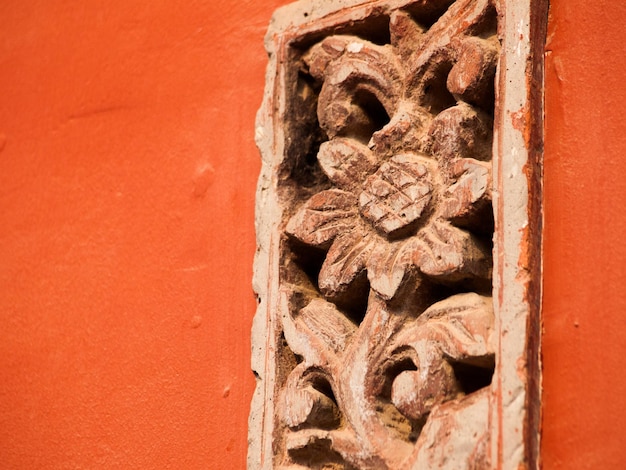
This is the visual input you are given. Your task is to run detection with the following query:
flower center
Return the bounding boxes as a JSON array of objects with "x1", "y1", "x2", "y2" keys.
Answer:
[{"x1": 358, "y1": 154, "x2": 433, "y2": 238}]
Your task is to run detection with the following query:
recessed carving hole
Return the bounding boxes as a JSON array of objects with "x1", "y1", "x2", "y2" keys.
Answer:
[
  {"x1": 345, "y1": 89, "x2": 391, "y2": 143},
  {"x1": 451, "y1": 361, "x2": 494, "y2": 395},
  {"x1": 375, "y1": 399, "x2": 416, "y2": 442},
  {"x1": 356, "y1": 90, "x2": 390, "y2": 131},
  {"x1": 288, "y1": 437, "x2": 358, "y2": 470},
  {"x1": 277, "y1": 334, "x2": 300, "y2": 385},
  {"x1": 293, "y1": 15, "x2": 391, "y2": 49},
  {"x1": 284, "y1": 72, "x2": 328, "y2": 189},
  {"x1": 467, "y1": 4, "x2": 498, "y2": 38},
  {"x1": 422, "y1": 67, "x2": 456, "y2": 114},
  {"x1": 380, "y1": 355, "x2": 418, "y2": 399},
  {"x1": 404, "y1": 0, "x2": 456, "y2": 27},
  {"x1": 333, "y1": 276, "x2": 370, "y2": 326},
  {"x1": 286, "y1": 239, "x2": 369, "y2": 325},
  {"x1": 287, "y1": 239, "x2": 326, "y2": 290},
  {"x1": 310, "y1": 375, "x2": 338, "y2": 406}
]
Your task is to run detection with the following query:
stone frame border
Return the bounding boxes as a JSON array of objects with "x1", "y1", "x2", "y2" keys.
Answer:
[
  {"x1": 490, "y1": 1, "x2": 546, "y2": 468},
  {"x1": 249, "y1": 1, "x2": 547, "y2": 468}
]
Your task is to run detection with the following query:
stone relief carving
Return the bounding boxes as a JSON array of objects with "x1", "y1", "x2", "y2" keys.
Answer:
[{"x1": 250, "y1": 0, "x2": 543, "y2": 468}]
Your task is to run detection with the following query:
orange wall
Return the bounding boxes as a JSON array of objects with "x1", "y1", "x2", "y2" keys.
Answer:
[
  {"x1": 0, "y1": 1, "x2": 288, "y2": 468},
  {"x1": 542, "y1": 1, "x2": 626, "y2": 468},
  {"x1": 2, "y1": 1, "x2": 626, "y2": 469}
]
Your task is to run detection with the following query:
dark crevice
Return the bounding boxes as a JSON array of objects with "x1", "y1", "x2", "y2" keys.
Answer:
[
  {"x1": 310, "y1": 375, "x2": 338, "y2": 407},
  {"x1": 421, "y1": 62, "x2": 457, "y2": 114},
  {"x1": 286, "y1": 238, "x2": 369, "y2": 326},
  {"x1": 281, "y1": 68, "x2": 329, "y2": 194},
  {"x1": 287, "y1": 238, "x2": 327, "y2": 292},
  {"x1": 451, "y1": 361, "x2": 494, "y2": 395},
  {"x1": 331, "y1": 276, "x2": 370, "y2": 326},
  {"x1": 354, "y1": 89, "x2": 391, "y2": 134},
  {"x1": 379, "y1": 356, "x2": 418, "y2": 399},
  {"x1": 288, "y1": 438, "x2": 358, "y2": 470},
  {"x1": 403, "y1": 0, "x2": 456, "y2": 28},
  {"x1": 291, "y1": 14, "x2": 391, "y2": 50}
]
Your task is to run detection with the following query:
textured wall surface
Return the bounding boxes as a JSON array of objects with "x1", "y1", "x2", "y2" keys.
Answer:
[
  {"x1": 1, "y1": 0, "x2": 625, "y2": 468},
  {"x1": 0, "y1": 1, "x2": 288, "y2": 468},
  {"x1": 543, "y1": 1, "x2": 626, "y2": 468}
]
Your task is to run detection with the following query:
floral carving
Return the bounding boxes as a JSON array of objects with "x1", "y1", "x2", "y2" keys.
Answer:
[
  {"x1": 259, "y1": 0, "x2": 502, "y2": 468},
  {"x1": 287, "y1": 137, "x2": 491, "y2": 301}
]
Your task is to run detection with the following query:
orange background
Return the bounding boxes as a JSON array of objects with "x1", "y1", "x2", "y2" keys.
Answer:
[
  {"x1": 0, "y1": 1, "x2": 289, "y2": 468},
  {"x1": 542, "y1": 0, "x2": 626, "y2": 468},
  {"x1": 0, "y1": 0, "x2": 624, "y2": 468}
]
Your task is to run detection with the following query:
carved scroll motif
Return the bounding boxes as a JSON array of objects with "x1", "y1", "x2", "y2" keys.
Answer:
[{"x1": 259, "y1": 1, "x2": 502, "y2": 468}]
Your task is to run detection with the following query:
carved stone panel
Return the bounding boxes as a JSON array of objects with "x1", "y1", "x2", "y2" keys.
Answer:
[{"x1": 250, "y1": 1, "x2": 543, "y2": 469}]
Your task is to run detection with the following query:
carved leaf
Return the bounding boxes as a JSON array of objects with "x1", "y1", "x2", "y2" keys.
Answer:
[
  {"x1": 317, "y1": 138, "x2": 379, "y2": 191},
  {"x1": 391, "y1": 293, "x2": 494, "y2": 361},
  {"x1": 405, "y1": 0, "x2": 494, "y2": 96},
  {"x1": 418, "y1": 292, "x2": 494, "y2": 361},
  {"x1": 390, "y1": 362, "x2": 460, "y2": 423},
  {"x1": 387, "y1": 293, "x2": 494, "y2": 423},
  {"x1": 366, "y1": 238, "x2": 422, "y2": 300},
  {"x1": 283, "y1": 384, "x2": 340, "y2": 430},
  {"x1": 286, "y1": 189, "x2": 358, "y2": 249},
  {"x1": 305, "y1": 36, "x2": 403, "y2": 141},
  {"x1": 413, "y1": 220, "x2": 491, "y2": 281},
  {"x1": 298, "y1": 298, "x2": 358, "y2": 354},
  {"x1": 281, "y1": 363, "x2": 341, "y2": 430},
  {"x1": 318, "y1": 230, "x2": 375, "y2": 300},
  {"x1": 359, "y1": 154, "x2": 434, "y2": 238},
  {"x1": 281, "y1": 296, "x2": 353, "y2": 367},
  {"x1": 409, "y1": 388, "x2": 490, "y2": 469}
]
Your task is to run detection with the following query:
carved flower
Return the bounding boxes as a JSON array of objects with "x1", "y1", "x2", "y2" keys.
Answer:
[
  {"x1": 284, "y1": 34, "x2": 493, "y2": 302},
  {"x1": 278, "y1": 5, "x2": 500, "y2": 466},
  {"x1": 287, "y1": 132, "x2": 491, "y2": 301}
]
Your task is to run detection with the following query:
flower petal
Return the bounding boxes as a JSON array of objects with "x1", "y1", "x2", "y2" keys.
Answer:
[
  {"x1": 286, "y1": 189, "x2": 358, "y2": 249},
  {"x1": 319, "y1": 231, "x2": 374, "y2": 300},
  {"x1": 427, "y1": 103, "x2": 493, "y2": 163},
  {"x1": 369, "y1": 102, "x2": 432, "y2": 158},
  {"x1": 441, "y1": 158, "x2": 491, "y2": 228},
  {"x1": 413, "y1": 220, "x2": 491, "y2": 281},
  {"x1": 317, "y1": 138, "x2": 379, "y2": 191},
  {"x1": 367, "y1": 238, "x2": 422, "y2": 300}
]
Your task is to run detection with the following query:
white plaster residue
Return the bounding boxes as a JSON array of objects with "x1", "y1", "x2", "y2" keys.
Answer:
[
  {"x1": 255, "y1": 125, "x2": 265, "y2": 142},
  {"x1": 347, "y1": 41, "x2": 364, "y2": 53}
]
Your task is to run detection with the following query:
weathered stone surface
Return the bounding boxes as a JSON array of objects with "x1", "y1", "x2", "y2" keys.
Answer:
[
  {"x1": 251, "y1": 0, "x2": 542, "y2": 468},
  {"x1": 359, "y1": 154, "x2": 433, "y2": 237}
]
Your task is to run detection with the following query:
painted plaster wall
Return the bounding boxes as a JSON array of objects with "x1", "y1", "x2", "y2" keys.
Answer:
[
  {"x1": 1, "y1": 0, "x2": 625, "y2": 469},
  {"x1": 542, "y1": 1, "x2": 626, "y2": 468},
  {"x1": 0, "y1": 1, "x2": 288, "y2": 468}
]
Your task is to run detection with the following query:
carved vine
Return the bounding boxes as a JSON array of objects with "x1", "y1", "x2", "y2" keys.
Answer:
[{"x1": 274, "y1": 1, "x2": 499, "y2": 468}]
